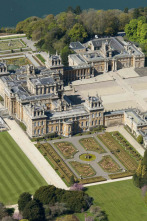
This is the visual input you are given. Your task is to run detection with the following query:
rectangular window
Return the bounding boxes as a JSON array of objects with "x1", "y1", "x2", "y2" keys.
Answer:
[
  {"x1": 38, "y1": 122, "x2": 40, "y2": 126},
  {"x1": 92, "y1": 121, "x2": 93, "y2": 126},
  {"x1": 99, "y1": 113, "x2": 101, "y2": 117},
  {"x1": 81, "y1": 122, "x2": 83, "y2": 126},
  {"x1": 56, "y1": 126, "x2": 58, "y2": 131},
  {"x1": 92, "y1": 114, "x2": 94, "y2": 118},
  {"x1": 34, "y1": 122, "x2": 36, "y2": 126}
]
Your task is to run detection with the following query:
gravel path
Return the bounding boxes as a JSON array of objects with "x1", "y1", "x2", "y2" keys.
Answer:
[{"x1": 5, "y1": 119, "x2": 68, "y2": 190}]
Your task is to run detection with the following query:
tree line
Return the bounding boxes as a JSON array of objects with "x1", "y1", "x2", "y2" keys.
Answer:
[{"x1": 13, "y1": 7, "x2": 147, "y2": 56}]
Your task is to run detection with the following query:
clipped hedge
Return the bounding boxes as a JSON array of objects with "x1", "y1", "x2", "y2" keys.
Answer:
[
  {"x1": 109, "y1": 171, "x2": 134, "y2": 179},
  {"x1": 79, "y1": 176, "x2": 107, "y2": 184},
  {"x1": 37, "y1": 143, "x2": 77, "y2": 185}
]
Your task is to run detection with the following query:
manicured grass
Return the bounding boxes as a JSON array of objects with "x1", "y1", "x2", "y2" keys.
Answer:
[
  {"x1": 0, "y1": 132, "x2": 47, "y2": 205},
  {"x1": 5, "y1": 57, "x2": 31, "y2": 66},
  {"x1": 79, "y1": 153, "x2": 96, "y2": 161},
  {"x1": 0, "y1": 39, "x2": 25, "y2": 50},
  {"x1": 87, "y1": 180, "x2": 147, "y2": 221},
  {"x1": 36, "y1": 54, "x2": 46, "y2": 63}
]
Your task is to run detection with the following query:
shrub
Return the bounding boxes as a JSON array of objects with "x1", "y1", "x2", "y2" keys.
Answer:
[
  {"x1": 137, "y1": 135, "x2": 143, "y2": 144},
  {"x1": 18, "y1": 192, "x2": 32, "y2": 212}
]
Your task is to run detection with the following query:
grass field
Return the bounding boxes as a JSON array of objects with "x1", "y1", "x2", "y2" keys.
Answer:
[
  {"x1": 0, "y1": 39, "x2": 25, "y2": 50},
  {"x1": 0, "y1": 132, "x2": 47, "y2": 205},
  {"x1": 87, "y1": 180, "x2": 147, "y2": 221}
]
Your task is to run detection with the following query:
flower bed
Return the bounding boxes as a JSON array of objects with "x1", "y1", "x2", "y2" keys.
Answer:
[
  {"x1": 54, "y1": 141, "x2": 77, "y2": 159},
  {"x1": 98, "y1": 133, "x2": 138, "y2": 172},
  {"x1": 70, "y1": 161, "x2": 96, "y2": 178},
  {"x1": 79, "y1": 137, "x2": 105, "y2": 153},
  {"x1": 99, "y1": 155, "x2": 121, "y2": 173},
  {"x1": 111, "y1": 131, "x2": 142, "y2": 161},
  {"x1": 36, "y1": 143, "x2": 77, "y2": 185}
]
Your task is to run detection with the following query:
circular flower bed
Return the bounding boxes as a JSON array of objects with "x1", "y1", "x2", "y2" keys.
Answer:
[{"x1": 79, "y1": 153, "x2": 96, "y2": 161}]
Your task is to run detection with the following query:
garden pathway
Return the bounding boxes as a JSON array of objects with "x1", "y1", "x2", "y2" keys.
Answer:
[
  {"x1": 5, "y1": 119, "x2": 68, "y2": 190},
  {"x1": 47, "y1": 134, "x2": 126, "y2": 180}
]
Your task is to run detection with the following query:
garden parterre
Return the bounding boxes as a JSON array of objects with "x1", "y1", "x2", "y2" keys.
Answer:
[
  {"x1": 0, "y1": 39, "x2": 25, "y2": 51},
  {"x1": 54, "y1": 141, "x2": 77, "y2": 159},
  {"x1": 99, "y1": 155, "x2": 121, "y2": 173},
  {"x1": 79, "y1": 137, "x2": 105, "y2": 154},
  {"x1": 98, "y1": 132, "x2": 139, "y2": 172},
  {"x1": 70, "y1": 161, "x2": 96, "y2": 178}
]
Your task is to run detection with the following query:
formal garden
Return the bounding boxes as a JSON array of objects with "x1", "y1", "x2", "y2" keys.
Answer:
[
  {"x1": 70, "y1": 161, "x2": 96, "y2": 178},
  {"x1": 99, "y1": 155, "x2": 121, "y2": 173},
  {"x1": 79, "y1": 137, "x2": 105, "y2": 153},
  {"x1": 98, "y1": 132, "x2": 139, "y2": 172},
  {"x1": 54, "y1": 141, "x2": 78, "y2": 159},
  {"x1": 35, "y1": 131, "x2": 142, "y2": 186},
  {"x1": 5, "y1": 57, "x2": 31, "y2": 66},
  {"x1": 0, "y1": 39, "x2": 26, "y2": 51}
]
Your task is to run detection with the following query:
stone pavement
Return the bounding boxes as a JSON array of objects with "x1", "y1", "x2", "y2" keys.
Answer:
[{"x1": 5, "y1": 119, "x2": 68, "y2": 190}]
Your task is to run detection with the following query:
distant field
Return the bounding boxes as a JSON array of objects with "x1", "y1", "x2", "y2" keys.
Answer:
[
  {"x1": 0, "y1": 132, "x2": 47, "y2": 205},
  {"x1": 0, "y1": 39, "x2": 25, "y2": 51},
  {"x1": 87, "y1": 180, "x2": 147, "y2": 221}
]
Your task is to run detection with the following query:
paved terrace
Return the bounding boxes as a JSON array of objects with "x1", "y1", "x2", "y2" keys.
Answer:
[{"x1": 65, "y1": 68, "x2": 147, "y2": 112}]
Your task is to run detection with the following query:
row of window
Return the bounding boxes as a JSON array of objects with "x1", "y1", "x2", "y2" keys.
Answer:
[
  {"x1": 92, "y1": 112, "x2": 101, "y2": 118},
  {"x1": 34, "y1": 121, "x2": 44, "y2": 126}
]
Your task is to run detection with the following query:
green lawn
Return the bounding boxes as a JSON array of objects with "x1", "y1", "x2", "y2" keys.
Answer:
[
  {"x1": 86, "y1": 180, "x2": 147, "y2": 221},
  {"x1": 0, "y1": 39, "x2": 25, "y2": 50},
  {"x1": 0, "y1": 132, "x2": 47, "y2": 205}
]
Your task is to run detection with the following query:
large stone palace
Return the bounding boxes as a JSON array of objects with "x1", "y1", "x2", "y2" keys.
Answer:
[
  {"x1": 45, "y1": 37, "x2": 145, "y2": 84},
  {"x1": 0, "y1": 37, "x2": 146, "y2": 139}
]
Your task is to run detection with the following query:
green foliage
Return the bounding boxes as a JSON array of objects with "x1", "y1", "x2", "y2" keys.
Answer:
[
  {"x1": 18, "y1": 192, "x2": 32, "y2": 212},
  {"x1": 133, "y1": 150, "x2": 147, "y2": 188},
  {"x1": 34, "y1": 185, "x2": 57, "y2": 204},
  {"x1": 70, "y1": 175, "x2": 75, "y2": 185},
  {"x1": 0, "y1": 202, "x2": 8, "y2": 220},
  {"x1": 61, "y1": 46, "x2": 72, "y2": 66},
  {"x1": 33, "y1": 185, "x2": 92, "y2": 213},
  {"x1": 137, "y1": 135, "x2": 143, "y2": 144},
  {"x1": 143, "y1": 150, "x2": 147, "y2": 166},
  {"x1": 23, "y1": 200, "x2": 45, "y2": 221},
  {"x1": 68, "y1": 23, "x2": 88, "y2": 42}
]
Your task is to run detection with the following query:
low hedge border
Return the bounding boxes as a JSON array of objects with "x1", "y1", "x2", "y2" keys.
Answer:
[
  {"x1": 109, "y1": 171, "x2": 134, "y2": 179},
  {"x1": 79, "y1": 176, "x2": 107, "y2": 184}
]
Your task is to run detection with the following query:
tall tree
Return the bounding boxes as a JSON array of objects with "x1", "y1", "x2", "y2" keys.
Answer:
[{"x1": 18, "y1": 192, "x2": 32, "y2": 212}]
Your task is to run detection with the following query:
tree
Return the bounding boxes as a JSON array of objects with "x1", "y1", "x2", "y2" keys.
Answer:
[
  {"x1": 66, "y1": 6, "x2": 74, "y2": 13},
  {"x1": 18, "y1": 192, "x2": 32, "y2": 212},
  {"x1": 68, "y1": 23, "x2": 88, "y2": 42},
  {"x1": 143, "y1": 150, "x2": 147, "y2": 166},
  {"x1": 124, "y1": 8, "x2": 129, "y2": 13},
  {"x1": 137, "y1": 135, "x2": 143, "y2": 144},
  {"x1": 23, "y1": 200, "x2": 45, "y2": 221},
  {"x1": 133, "y1": 8, "x2": 141, "y2": 19},
  {"x1": 34, "y1": 185, "x2": 57, "y2": 204},
  {"x1": 61, "y1": 46, "x2": 72, "y2": 66},
  {"x1": 74, "y1": 6, "x2": 82, "y2": 15},
  {"x1": 0, "y1": 203, "x2": 8, "y2": 220},
  {"x1": 70, "y1": 175, "x2": 75, "y2": 185}
]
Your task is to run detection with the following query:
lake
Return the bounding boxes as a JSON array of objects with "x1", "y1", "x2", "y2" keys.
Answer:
[{"x1": 1, "y1": 0, "x2": 147, "y2": 27}]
